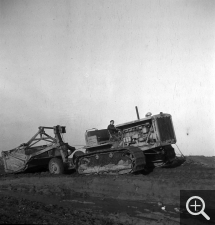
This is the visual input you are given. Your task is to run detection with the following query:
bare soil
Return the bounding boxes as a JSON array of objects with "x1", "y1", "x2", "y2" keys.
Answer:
[{"x1": 0, "y1": 156, "x2": 214, "y2": 224}]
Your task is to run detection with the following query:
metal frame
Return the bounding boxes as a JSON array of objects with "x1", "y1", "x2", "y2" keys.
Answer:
[{"x1": 2, "y1": 125, "x2": 69, "y2": 173}]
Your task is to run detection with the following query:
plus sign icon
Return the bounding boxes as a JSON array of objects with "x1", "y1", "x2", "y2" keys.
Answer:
[
  {"x1": 180, "y1": 190, "x2": 215, "y2": 225},
  {"x1": 186, "y1": 196, "x2": 210, "y2": 220}
]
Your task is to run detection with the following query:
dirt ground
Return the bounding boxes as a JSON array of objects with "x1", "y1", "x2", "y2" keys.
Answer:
[{"x1": 0, "y1": 156, "x2": 214, "y2": 225}]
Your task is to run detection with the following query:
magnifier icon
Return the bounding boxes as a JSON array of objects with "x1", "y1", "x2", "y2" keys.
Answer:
[{"x1": 186, "y1": 196, "x2": 210, "y2": 220}]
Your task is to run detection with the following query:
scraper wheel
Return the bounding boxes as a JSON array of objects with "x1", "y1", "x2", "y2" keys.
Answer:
[{"x1": 49, "y1": 158, "x2": 64, "y2": 174}]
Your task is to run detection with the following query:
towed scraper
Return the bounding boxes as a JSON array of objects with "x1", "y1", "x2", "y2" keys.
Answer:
[{"x1": 1, "y1": 125, "x2": 75, "y2": 174}]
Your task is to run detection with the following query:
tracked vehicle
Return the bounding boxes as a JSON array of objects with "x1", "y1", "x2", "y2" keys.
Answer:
[{"x1": 75, "y1": 108, "x2": 177, "y2": 175}]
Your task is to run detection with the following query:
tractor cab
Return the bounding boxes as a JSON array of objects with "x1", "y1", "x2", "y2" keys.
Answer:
[{"x1": 85, "y1": 128, "x2": 113, "y2": 152}]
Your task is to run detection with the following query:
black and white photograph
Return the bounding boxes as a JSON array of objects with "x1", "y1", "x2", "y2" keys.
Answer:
[{"x1": 0, "y1": 0, "x2": 214, "y2": 224}]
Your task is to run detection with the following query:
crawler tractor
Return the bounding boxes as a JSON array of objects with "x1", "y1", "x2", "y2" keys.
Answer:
[{"x1": 74, "y1": 108, "x2": 178, "y2": 175}]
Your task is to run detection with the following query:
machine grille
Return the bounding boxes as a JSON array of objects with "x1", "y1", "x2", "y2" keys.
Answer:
[{"x1": 156, "y1": 116, "x2": 175, "y2": 142}]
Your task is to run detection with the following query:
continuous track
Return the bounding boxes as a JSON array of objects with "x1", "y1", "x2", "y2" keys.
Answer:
[{"x1": 76, "y1": 146, "x2": 145, "y2": 175}]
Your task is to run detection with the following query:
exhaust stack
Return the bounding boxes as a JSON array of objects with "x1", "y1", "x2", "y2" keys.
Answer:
[{"x1": 135, "y1": 106, "x2": 140, "y2": 120}]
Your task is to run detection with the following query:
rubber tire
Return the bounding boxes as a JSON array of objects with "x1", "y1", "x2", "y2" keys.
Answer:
[{"x1": 48, "y1": 158, "x2": 64, "y2": 174}]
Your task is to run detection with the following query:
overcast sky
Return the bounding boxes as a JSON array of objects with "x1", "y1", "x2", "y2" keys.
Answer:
[{"x1": 0, "y1": 0, "x2": 214, "y2": 156}]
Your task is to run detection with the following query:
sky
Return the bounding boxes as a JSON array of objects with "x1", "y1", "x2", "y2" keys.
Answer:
[{"x1": 0, "y1": 0, "x2": 215, "y2": 156}]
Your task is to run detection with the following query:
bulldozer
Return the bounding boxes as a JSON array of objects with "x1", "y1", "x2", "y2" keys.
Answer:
[
  {"x1": 74, "y1": 108, "x2": 178, "y2": 175},
  {"x1": 1, "y1": 107, "x2": 182, "y2": 175}
]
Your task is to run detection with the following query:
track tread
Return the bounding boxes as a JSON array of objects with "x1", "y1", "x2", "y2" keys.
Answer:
[{"x1": 76, "y1": 147, "x2": 146, "y2": 175}]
